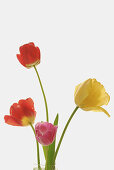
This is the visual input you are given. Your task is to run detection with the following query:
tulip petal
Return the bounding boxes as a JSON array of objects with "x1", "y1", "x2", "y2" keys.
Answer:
[
  {"x1": 74, "y1": 79, "x2": 92, "y2": 106},
  {"x1": 18, "y1": 98, "x2": 34, "y2": 110},
  {"x1": 18, "y1": 98, "x2": 36, "y2": 118},
  {"x1": 36, "y1": 47, "x2": 41, "y2": 60},
  {"x1": 83, "y1": 106, "x2": 110, "y2": 117},
  {"x1": 81, "y1": 79, "x2": 110, "y2": 108},
  {"x1": 4, "y1": 115, "x2": 22, "y2": 126},
  {"x1": 26, "y1": 98, "x2": 34, "y2": 108},
  {"x1": 74, "y1": 83, "x2": 81, "y2": 94},
  {"x1": 17, "y1": 54, "x2": 25, "y2": 67},
  {"x1": 19, "y1": 44, "x2": 38, "y2": 63},
  {"x1": 10, "y1": 103, "x2": 25, "y2": 120},
  {"x1": 28, "y1": 42, "x2": 35, "y2": 46}
]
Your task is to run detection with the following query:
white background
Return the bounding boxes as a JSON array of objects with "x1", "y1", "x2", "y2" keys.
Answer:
[{"x1": 0, "y1": 0, "x2": 114, "y2": 170}]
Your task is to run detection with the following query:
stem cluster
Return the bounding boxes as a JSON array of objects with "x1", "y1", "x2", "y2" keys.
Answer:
[{"x1": 31, "y1": 65, "x2": 79, "y2": 170}]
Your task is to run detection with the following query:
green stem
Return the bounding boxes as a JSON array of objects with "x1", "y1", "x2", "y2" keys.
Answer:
[
  {"x1": 30, "y1": 123, "x2": 41, "y2": 170},
  {"x1": 34, "y1": 65, "x2": 49, "y2": 122},
  {"x1": 54, "y1": 106, "x2": 79, "y2": 161}
]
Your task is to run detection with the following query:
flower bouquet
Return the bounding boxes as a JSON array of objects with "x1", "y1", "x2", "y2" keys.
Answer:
[{"x1": 4, "y1": 42, "x2": 110, "y2": 170}]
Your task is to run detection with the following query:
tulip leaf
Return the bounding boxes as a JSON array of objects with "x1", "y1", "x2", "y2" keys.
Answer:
[
  {"x1": 43, "y1": 145, "x2": 48, "y2": 160},
  {"x1": 46, "y1": 113, "x2": 59, "y2": 168}
]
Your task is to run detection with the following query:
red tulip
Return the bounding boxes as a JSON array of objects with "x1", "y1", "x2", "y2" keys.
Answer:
[
  {"x1": 35, "y1": 122, "x2": 58, "y2": 146},
  {"x1": 17, "y1": 42, "x2": 40, "y2": 68},
  {"x1": 4, "y1": 98, "x2": 36, "y2": 126}
]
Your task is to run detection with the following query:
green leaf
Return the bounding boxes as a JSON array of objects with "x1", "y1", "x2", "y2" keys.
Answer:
[
  {"x1": 54, "y1": 113, "x2": 59, "y2": 125},
  {"x1": 46, "y1": 113, "x2": 59, "y2": 167},
  {"x1": 42, "y1": 145, "x2": 48, "y2": 160}
]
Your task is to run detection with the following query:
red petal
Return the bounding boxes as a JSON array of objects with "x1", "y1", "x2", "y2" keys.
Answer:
[
  {"x1": 17, "y1": 54, "x2": 26, "y2": 67},
  {"x1": 35, "y1": 47, "x2": 40, "y2": 61},
  {"x1": 18, "y1": 98, "x2": 34, "y2": 110},
  {"x1": 25, "y1": 98, "x2": 34, "y2": 108},
  {"x1": 10, "y1": 103, "x2": 25, "y2": 120},
  {"x1": 20, "y1": 44, "x2": 40, "y2": 64},
  {"x1": 28, "y1": 42, "x2": 35, "y2": 46},
  {"x1": 4, "y1": 115, "x2": 22, "y2": 126},
  {"x1": 18, "y1": 98, "x2": 36, "y2": 118}
]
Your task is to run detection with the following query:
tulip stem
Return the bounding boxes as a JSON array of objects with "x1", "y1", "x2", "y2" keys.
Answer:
[
  {"x1": 54, "y1": 106, "x2": 79, "y2": 161},
  {"x1": 30, "y1": 123, "x2": 41, "y2": 170},
  {"x1": 34, "y1": 65, "x2": 49, "y2": 122}
]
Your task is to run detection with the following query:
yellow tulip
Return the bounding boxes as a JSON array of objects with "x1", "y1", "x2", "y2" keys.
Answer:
[{"x1": 74, "y1": 78, "x2": 110, "y2": 117}]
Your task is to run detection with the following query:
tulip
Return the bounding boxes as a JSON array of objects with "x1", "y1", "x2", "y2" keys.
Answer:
[
  {"x1": 4, "y1": 98, "x2": 36, "y2": 126},
  {"x1": 74, "y1": 78, "x2": 110, "y2": 117},
  {"x1": 17, "y1": 42, "x2": 40, "y2": 68},
  {"x1": 35, "y1": 122, "x2": 58, "y2": 146}
]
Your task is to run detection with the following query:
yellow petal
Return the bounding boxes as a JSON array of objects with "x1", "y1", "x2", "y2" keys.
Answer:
[
  {"x1": 74, "y1": 83, "x2": 81, "y2": 95},
  {"x1": 83, "y1": 106, "x2": 110, "y2": 117},
  {"x1": 74, "y1": 79, "x2": 92, "y2": 106},
  {"x1": 81, "y1": 79, "x2": 110, "y2": 108}
]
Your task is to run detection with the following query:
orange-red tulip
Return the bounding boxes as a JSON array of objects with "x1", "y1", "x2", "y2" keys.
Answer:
[
  {"x1": 4, "y1": 98, "x2": 36, "y2": 126},
  {"x1": 17, "y1": 42, "x2": 40, "y2": 68}
]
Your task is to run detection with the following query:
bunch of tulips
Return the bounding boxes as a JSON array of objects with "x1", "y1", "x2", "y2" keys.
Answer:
[{"x1": 4, "y1": 42, "x2": 110, "y2": 170}]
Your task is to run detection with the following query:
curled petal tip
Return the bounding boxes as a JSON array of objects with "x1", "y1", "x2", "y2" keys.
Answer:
[{"x1": 99, "y1": 107, "x2": 110, "y2": 118}]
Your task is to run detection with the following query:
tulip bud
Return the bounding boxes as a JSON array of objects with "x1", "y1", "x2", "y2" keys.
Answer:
[
  {"x1": 35, "y1": 122, "x2": 58, "y2": 146},
  {"x1": 17, "y1": 42, "x2": 40, "y2": 68}
]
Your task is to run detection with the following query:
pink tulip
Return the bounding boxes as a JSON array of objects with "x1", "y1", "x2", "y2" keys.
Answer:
[{"x1": 35, "y1": 122, "x2": 58, "y2": 146}]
